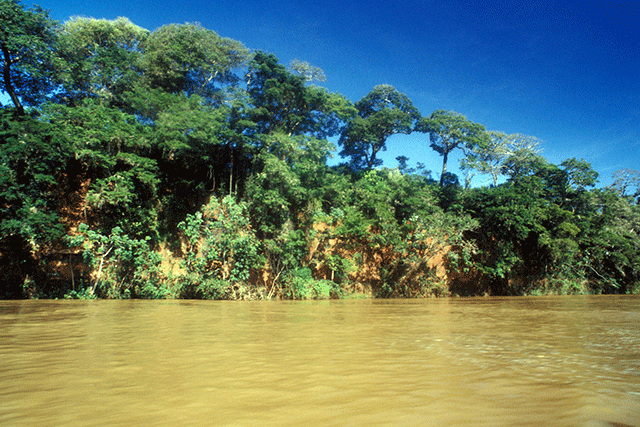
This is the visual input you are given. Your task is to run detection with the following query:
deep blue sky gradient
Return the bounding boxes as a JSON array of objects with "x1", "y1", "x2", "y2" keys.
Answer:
[{"x1": 31, "y1": 0, "x2": 640, "y2": 186}]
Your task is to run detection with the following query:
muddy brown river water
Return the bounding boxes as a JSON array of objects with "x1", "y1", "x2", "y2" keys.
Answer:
[{"x1": 1, "y1": 296, "x2": 639, "y2": 427}]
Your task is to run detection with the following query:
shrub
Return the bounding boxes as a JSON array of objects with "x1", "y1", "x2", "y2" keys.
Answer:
[{"x1": 176, "y1": 195, "x2": 260, "y2": 298}]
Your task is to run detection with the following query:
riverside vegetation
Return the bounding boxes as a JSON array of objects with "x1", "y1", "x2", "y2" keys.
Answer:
[{"x1": 1, "y1": 0, "x2": 639, "y2": 299}]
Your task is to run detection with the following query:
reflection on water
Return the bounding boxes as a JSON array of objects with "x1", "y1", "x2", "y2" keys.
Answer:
[{"x1": 1, "y1": 296, "x2": 639, "y2": 427}]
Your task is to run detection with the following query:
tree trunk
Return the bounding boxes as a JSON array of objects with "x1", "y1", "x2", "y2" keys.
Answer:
[
  {"x1": 229, "y1": 145, "x2": 234, "y2": 196},
  {"x1": 439, "y1": 150, "x2": 449, "y2": 186},
  {"x1": 1, "y1": 41, "x2": 24, "y2": 116}
]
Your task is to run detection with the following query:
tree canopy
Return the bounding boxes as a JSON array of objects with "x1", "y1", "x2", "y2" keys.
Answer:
[
  {"x1": 416, "y1": 110, "x2": 489, "y2": 186},
  {"x1": 339, "y1": 84, "x2": 419, "y2": 170},
  {"x1": 1, "y1": 0, "x2": 57, "y2": 115},
  {"x1": 141, "y1": 23, "x2": 249, "y2": 102},
  {"x1": 54, "y1": 17, "x2": 148, "y2": 105}
]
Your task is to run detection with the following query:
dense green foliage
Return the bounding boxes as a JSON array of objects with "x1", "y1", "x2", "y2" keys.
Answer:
[{"x1": 1, "y1": 2, "x2": 639, "y2": 298}]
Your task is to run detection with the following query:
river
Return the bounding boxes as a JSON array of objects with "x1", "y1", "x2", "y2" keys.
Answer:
[{"x1": 1, "y1": 296, "x2": 639, "y2": 427}]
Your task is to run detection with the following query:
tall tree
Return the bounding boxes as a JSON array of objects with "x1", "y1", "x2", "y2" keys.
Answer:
[
  {"x1": 610, "y1": 168, "x2": 640, "y2": 199},
  {"x1": 54, "y1": 17, "x2": 148, "y2": 106},
  {"x1": 339, "y1": 84, "x2": 419, "y2": 170},
  {"x1": 289, "y1": 59, "x2": 326, "y2": 83},
  {"x1": 245, "y1": 52, "x2": 354, "y2": 139},
  {"x1": 560, "y1": 158, "x2": 598, "y2": 191},
  {"x1": 140, "y1": 23, "x2": 249, "y2": 103},
  {"x1": 0, "y1": 0, "x2": 57, "y2": 115},
  {"x1": 416, "y1": 110, "x2": 488, "y2": 186},
  {"x1": 461, "y1": 131, "x2": 541, "y2": 187}
]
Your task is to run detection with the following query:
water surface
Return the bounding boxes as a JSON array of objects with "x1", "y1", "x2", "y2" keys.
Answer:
[{"x1": 1, "y1": 296, "x2": 639, "y2": 426}]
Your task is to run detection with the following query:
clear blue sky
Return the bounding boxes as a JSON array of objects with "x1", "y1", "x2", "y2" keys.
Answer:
[{"x1": 34, "y1": 0, "x2": 640, "y2": 187}]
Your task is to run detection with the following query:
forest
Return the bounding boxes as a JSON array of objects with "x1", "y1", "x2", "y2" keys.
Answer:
[{"x1": 1, "y1": 0, "x2": 639, "y2": 299}]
